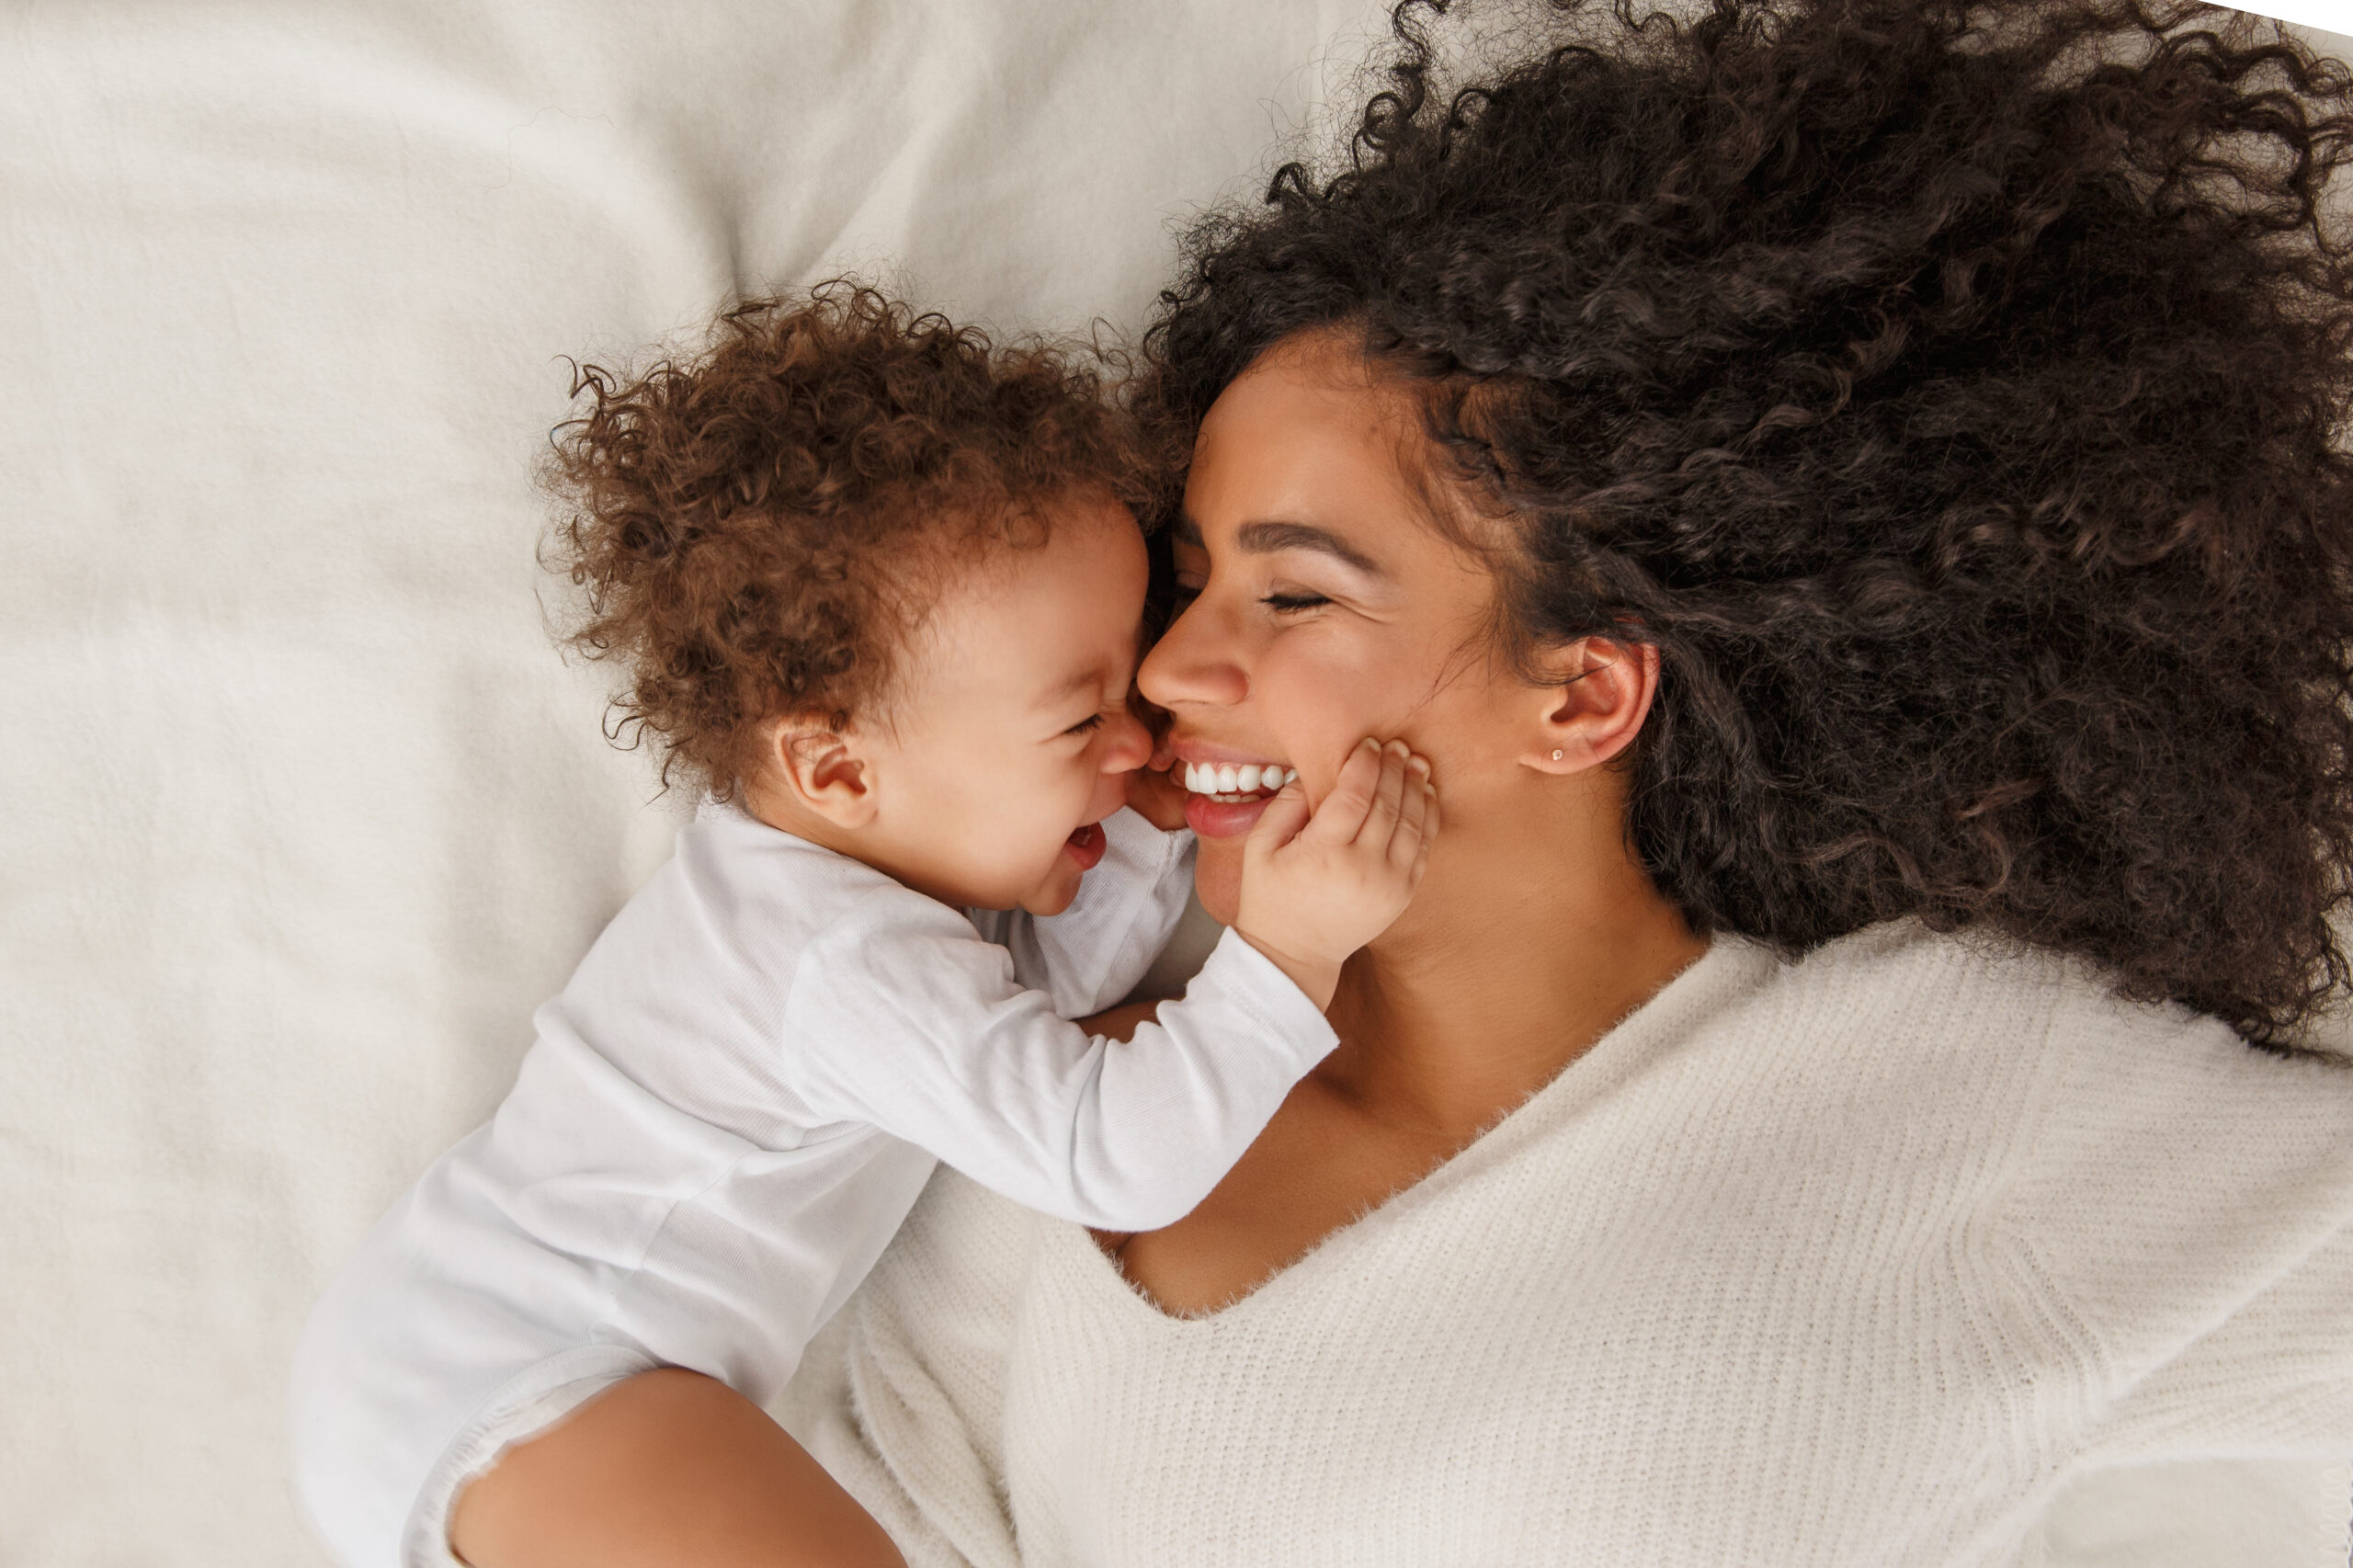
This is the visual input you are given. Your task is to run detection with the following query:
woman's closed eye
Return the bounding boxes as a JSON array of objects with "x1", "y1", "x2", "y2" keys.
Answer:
[{"x1": 1260, "y1": 590, "x2": 1329, "y2": 613}]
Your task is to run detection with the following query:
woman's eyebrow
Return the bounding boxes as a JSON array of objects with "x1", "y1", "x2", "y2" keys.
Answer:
[
  {"x1": 1234, "y1": 519, "x2": 1384, "y2": 576},
  {"x1": 1173, "y1": 513, "x2": 1387, "y2": 578}
]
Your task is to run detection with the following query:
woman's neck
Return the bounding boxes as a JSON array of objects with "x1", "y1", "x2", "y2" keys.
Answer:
[{"x1": 1319, "y1": 784, "x2": 1708, "y2": 1146}]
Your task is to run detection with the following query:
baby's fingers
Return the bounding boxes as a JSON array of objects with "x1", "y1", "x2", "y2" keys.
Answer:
[
  {"x1": 1352, "y1": 740, "x2": 1413, "y2": 848},
  {"x1": 1389, "y1": 762, "x2": 1436, "y2": 873},
  {"x1": 1414, "y1": 781, "x2": 1438, "y2": 881},
  {"x1": 1244, "y1": 775, "x2": 1312, "y2": 858},
  {"x1": 1302, "y1": 738, "x2": 1385, "y2": 843}
]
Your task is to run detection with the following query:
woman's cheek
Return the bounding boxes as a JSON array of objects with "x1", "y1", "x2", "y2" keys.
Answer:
[{"x1": 1192, "y1": 835, "x2": 1243, "y2": 926}]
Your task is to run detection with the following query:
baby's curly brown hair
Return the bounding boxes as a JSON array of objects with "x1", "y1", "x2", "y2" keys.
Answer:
[{"x1": 544, "y1": 283, "x2": 1152, "y2": 798}]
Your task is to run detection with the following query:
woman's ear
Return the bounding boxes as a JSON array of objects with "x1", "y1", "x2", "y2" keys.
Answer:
[
  {"x1": 1521, "y1": 637, "x2": 1659, "y2": 775},
  {"x1": 757, "y1": 714, "x2": 879, "y2": 828}
]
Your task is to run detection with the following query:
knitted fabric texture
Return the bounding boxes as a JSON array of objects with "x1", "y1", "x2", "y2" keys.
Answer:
[{"x1": 779, "y1": 922, "x2": 2353, "y2": 1567}]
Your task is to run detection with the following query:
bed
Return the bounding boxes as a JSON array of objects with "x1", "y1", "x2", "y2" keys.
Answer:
[{"x1": 4, "y1": 1, "x2": 2348, "y2": 1562}]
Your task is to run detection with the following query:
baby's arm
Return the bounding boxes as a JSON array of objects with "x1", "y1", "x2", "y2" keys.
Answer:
[{"x1": 788, "y1": 742, "x2": 1435, "y2": 1232}]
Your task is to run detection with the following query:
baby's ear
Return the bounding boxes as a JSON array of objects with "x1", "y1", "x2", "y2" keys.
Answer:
[{"x1": 758, "y1": 713, "x2": 877, "y2": 828}]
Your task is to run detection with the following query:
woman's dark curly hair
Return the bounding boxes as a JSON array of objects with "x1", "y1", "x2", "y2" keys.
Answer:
[
  {"x1": 1139, "y1": 0, "x2": 2353, "y2": 1044},
  {"x1": 545, "y1": 282, "x2": 1151, "y2": 797}
]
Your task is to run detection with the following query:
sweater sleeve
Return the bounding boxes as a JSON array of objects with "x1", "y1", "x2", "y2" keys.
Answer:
[
  {"x1": 965, "y1": 809, "x2": 1196, "y2": 1018},
  {"x1": 2070, "y1": 1209, "x2": 2353, "y2": 1464},
  {"x1": 2041, "y1": 1213, "x2": 2353, "y2": 1566},
  {"x1": 2007, "y1": 992, "x2": 2353, "y2": 1475},
  {"x1": 786, "y1": 910, "x2": 1336, "y2": 1233}
]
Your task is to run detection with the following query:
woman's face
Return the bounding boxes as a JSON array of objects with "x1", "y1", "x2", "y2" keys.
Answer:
[{"x1": 1140, "y1": 333, "x2": 1550, "y2": 925}]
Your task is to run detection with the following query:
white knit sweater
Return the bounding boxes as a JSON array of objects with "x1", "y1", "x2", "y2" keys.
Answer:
[{"x1": 776, "y1": 922, "x2": 2353, "y2": 1567}]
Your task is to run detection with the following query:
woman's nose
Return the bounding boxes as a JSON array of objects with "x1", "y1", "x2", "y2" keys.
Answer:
[{"x1": 1138, "y1": 600, "x2": 1247, "y2": 710}]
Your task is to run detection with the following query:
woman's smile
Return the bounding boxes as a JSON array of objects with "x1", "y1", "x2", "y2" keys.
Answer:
[
  {"x1": 1176, "y1": 760, "x2": 1299, "y2": 798},
  {"x1": 1165, "y1": 741, "x2": 1297, "y2": 835}
]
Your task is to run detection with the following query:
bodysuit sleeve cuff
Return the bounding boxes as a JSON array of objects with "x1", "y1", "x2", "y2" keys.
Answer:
[
  {"x1": 398, "y1": 1345, "x2": 658, "y2": 1568},
  {"x1": 1185, "y1": 926, "x2": 1341, "y2": 1074}
]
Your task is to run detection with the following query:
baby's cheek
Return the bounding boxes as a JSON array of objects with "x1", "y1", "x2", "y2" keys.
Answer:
[
  {"x1": 1192, "y1": 836, "x2": 1243, "y2": 926},
  {"x1": 1086, "y1": 768, "x2": 1131, "y2": 822}
]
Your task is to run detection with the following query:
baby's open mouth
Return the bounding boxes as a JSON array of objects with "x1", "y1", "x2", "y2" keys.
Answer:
[
  {"x1": 1063, "y1": 822, "x2": 1108, "y2": 869},
  {"x1": 1179, "y1": 760, "x2": 1298, "y2": 804}
]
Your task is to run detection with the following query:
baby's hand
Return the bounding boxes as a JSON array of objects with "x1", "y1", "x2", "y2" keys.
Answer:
[{"x1": 1233, "y1": 738, "x2": 1438, "y2": 1009}]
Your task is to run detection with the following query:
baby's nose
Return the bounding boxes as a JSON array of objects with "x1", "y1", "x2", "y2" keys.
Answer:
[{"x1": 1101, "y1": 710, "x2": 1154, "y2": 771}]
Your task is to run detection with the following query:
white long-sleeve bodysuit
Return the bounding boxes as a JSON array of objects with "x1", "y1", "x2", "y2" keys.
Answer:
[{"x1": 290, "y1": 801, "x2": 1334, "y2": 1568}]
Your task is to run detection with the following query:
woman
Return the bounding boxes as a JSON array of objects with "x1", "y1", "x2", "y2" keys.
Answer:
[{"x1": 460, "y1": 0, "x2": 2353, "y2": 1562}]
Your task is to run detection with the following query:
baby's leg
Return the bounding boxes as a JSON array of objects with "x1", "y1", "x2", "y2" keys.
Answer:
[{"x1": 450, "y1": 1367, "x2": 905, "y2": 1568}]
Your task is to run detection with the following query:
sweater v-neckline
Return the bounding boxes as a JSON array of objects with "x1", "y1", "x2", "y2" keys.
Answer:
[{"x1": 1058, "y1": 934, "x2": 1772, "y2": 1326}]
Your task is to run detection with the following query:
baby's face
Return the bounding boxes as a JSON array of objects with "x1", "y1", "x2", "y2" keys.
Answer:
[{"x1": 859, "y1": 494, "x2": 1154, "y2": 915}]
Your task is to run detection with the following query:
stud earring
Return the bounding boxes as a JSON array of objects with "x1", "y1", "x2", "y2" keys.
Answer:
[{"x1": 1551, "y1": 749, "x2": 1563, "y2": 761}]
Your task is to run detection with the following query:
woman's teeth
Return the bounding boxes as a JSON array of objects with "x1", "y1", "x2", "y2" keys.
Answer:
[{"x1": 1180, "y1": 761, "x2": 1298, "y2": 801}]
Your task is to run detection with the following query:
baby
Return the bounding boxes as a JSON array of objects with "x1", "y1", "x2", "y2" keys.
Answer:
[{"x1": 290, "y1": 285, "x2": 1437, "y2": 1568}]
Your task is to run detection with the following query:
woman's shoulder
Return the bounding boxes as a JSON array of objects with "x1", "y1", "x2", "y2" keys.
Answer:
[
  {"x1": 1761, "y1": 918, "x2": 2353, "y2": 1203},
  {"x1": 1969, "y1": 931, "x2": 2353, "y2": 1299},
  {"x1": 1790, "y1": 923, "x2": 2353, "y2": 1421},
  {"x1": 1625, "y1": 922, "x2": 2353, "y2": 1301},
  {"x1": 1866, "y1": 919, "x2": 2353, "y2": 1165},
  {"x1": 1753, "y1": 917, "x2": 2353, "y2": 1105}
]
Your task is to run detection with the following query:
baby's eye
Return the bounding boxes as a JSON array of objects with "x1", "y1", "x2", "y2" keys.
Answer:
[
  {"x1": 1261, "y1": 592, "x2": 1329, "y2": 613},
  {"x1": 1063, "y1": 713, "x2": 1106, "y2": 737}
]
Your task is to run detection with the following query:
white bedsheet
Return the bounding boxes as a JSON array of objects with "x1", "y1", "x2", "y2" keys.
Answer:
[
  {"x1": 0, "y1": 3, "x2": 1382, "y2": 1560},
  {"x1": 4, "y1": 2, "x2": 2347, "y2": 1564}
]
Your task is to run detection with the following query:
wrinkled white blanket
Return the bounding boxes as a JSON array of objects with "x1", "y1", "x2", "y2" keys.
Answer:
[
  {"x1": 0, "y1": 3, "x2": 1381, "y2": 1559},
  {"x1": 4, "y1": 1, "x2": 2348, "y2": 1564}
]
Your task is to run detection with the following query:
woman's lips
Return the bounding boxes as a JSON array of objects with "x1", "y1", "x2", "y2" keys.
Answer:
[
  {"x1": 1063, "y1": 822, "x2": 1108, "y2": 869},
  {"x1": 1184, "y1": 792, "x2": 1274, "y2": 838}
]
